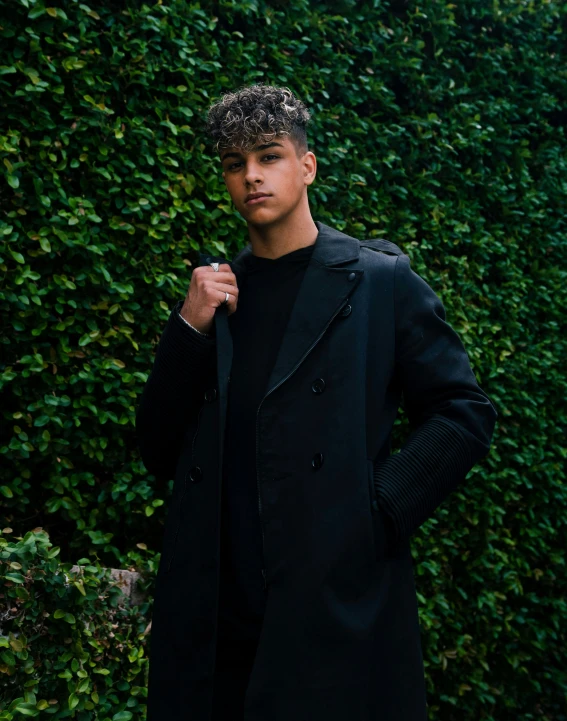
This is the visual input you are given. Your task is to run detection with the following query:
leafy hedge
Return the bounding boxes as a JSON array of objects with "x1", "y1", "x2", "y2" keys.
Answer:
[
  {"x1": 1, "y1": 0, "x2": 566, "y2": 719},
  {"x1": 0, "y1": 528, "x2": 150, "y2": 720}
]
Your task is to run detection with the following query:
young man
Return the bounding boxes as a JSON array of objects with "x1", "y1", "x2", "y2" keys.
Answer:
[{"x1": 136, "y1": 84, "x2": 498, "y2": 721}]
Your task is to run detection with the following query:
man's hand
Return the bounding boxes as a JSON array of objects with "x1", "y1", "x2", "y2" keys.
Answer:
[{"x1": 180, "y1": 263, "x2": 239, "y2": 335}]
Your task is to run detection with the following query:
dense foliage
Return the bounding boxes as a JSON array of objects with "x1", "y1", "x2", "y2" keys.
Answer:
[
  {"x1": 1, "y1": 0, "x2": 565, "y2": 718},
  {"x1": 0, "y1": 529, "x2": 150, "y2": 720}
]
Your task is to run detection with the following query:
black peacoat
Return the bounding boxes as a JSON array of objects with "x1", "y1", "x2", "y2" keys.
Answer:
[{"x1": 135, "y1": 220, "x2": 498, "y2": 720}]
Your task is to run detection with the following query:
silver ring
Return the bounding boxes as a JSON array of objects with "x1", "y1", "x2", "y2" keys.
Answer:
[{"x1": 209, "y1": 263, "x2": 228, "y2": 304}]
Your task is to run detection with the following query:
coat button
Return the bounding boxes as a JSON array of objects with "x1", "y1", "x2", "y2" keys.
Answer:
[
  {"x1": 311, "y1": 378, "x2": 326, "y2": 393},
  {"x1": 347, "y1": 272, "x2": 356, "y2": 281},
  {"x1": 311, "y1": 453, "x2": 324, "y2": 470},
  {"x1": 204, "y1": 387, "x2": 217, "y2": 402},
  {"x1": 340, "y1": 303, "x2": 352, "y2": 317},
  {"x1": 187, "y1": 466, "x2": 202, "y2": 483}
]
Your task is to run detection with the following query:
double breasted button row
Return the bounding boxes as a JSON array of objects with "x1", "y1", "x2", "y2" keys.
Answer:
[
  {"x1": 312, "y1": 452, "x2": 324, "y2": 470},
  {"x1": 190, "y1": 454, "x2": 328, "y2": 479},
  {"x1": 187, "y1": 466, "x2": 202, "y2": 483},
  {"x1": 189, "y1": 453, "x2": 328, "y2": 481},
  {"x1": 194, "y1": 287, "x2": 354, "y2": 484},
  {"x1": 204, "y1": 387, "x2": 217, "y2": 402},
  {"x1": 311, "y1": 378, "x2": 326, "y2": 394},
  {"x1": 339, "y1": 295, "x2": 352, "y2": 318}
]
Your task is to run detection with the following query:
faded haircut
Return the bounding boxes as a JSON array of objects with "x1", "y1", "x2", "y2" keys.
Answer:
[{"x1": 206, "y1": 83, "x2": 311, "y2": 156}]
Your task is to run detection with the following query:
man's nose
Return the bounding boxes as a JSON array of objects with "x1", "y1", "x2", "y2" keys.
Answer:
[{"x1": 244, "y1": 161, "x2": 263, "y2": 184}]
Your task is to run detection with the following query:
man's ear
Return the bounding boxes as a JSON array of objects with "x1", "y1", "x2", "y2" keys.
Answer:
[{"x1": 303, "y1": 151, "x2": 317, "y2": 185}]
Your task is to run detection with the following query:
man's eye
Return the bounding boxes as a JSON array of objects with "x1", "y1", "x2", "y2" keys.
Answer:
[{"x1": 227, "y1": 155, "x2": 278, "y2": 170}]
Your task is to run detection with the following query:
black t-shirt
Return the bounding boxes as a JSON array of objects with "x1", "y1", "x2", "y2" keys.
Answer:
[{"x1": 215, "y1": 242, "x2": 315, "y2": 664}]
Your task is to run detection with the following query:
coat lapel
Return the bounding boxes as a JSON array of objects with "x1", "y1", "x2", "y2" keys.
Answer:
[
  {"x1": 230, "y1": 221, "x2": 364, "y2": 399},
  {"x1": 196, "y1": 253, "x2": 233, "y2": 481}
]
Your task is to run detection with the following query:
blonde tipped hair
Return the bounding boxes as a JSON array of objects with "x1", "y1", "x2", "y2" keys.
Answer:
[{"x1": 206, "y1": 83, "x2": 311, "y2": 155}]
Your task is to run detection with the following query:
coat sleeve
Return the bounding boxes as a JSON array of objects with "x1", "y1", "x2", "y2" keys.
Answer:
[
  {"x1": 135, "y1": 300, "x2": 216, "y2": 482},
  {"x1": 373, "y1": 253, "x2": 498, "y2": 546}
]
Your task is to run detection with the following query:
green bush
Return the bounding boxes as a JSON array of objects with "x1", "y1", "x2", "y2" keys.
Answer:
[
  {"x1": 0, "y1": 528, "x2": 150, "y2": 719},
  {"x1": 1, "y1": 0, "x2": 565, "y2": 718}
]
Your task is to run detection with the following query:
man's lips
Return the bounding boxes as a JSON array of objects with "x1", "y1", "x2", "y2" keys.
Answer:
[{"x1": 245, "y1": 193, "x2": 271, "y2": 204}]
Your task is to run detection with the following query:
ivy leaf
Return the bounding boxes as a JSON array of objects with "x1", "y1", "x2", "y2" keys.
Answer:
[
  {"x1": 9, "y1": 249, "x2": 25, "y2": 264},
  {"x1": 5, "y1": 572, "x2": 25, "y2": 583}
]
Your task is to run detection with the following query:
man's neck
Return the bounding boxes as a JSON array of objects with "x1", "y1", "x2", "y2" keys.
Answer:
[{"x1": 247, "y1": 207, "x2": 318, "y2": 260}]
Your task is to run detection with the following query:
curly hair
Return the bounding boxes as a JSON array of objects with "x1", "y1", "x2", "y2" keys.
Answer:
[{"x1": 206, "y1": 83, "x2": 311, "y2": 155}]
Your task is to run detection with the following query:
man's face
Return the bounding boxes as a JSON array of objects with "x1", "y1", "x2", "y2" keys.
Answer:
[{"x1": 220, "y1": 135, "x2": 317, "y2": 227}]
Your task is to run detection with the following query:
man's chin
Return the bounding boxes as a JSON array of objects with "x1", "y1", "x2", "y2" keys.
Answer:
[{"x1": 240, "y1": 207, "x2": 284, "y2": 227}]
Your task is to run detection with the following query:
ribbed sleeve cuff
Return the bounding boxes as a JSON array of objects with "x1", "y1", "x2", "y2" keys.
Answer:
[
  {"x1": 373, "y1": 415, "x2": 473, "y2": 542},
  {"x1": 149, "y1": 300, "x2": 216, "y2": 394}
]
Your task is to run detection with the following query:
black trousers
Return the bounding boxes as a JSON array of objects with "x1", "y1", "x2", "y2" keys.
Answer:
[{"x1": 211, "y1": 636, "x2": 260, "y2": 721}]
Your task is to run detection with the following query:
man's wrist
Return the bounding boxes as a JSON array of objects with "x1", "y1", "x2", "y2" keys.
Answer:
[{"x1": 177, "y1": 311, "x2": 213, "y2": 338}]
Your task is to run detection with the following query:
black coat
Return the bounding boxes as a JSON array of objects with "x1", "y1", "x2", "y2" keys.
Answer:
[{"x1": 136, "y1": 221, "x2": 498, "y2": 721}]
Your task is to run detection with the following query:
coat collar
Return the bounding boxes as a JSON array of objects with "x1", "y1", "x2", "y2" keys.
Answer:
[
  {"x1": 229, "y1": 219, "x2": 364, "y2": 402},
  {"x1": 230, "y1": 220, "x2": 361, "y2": 274}
]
